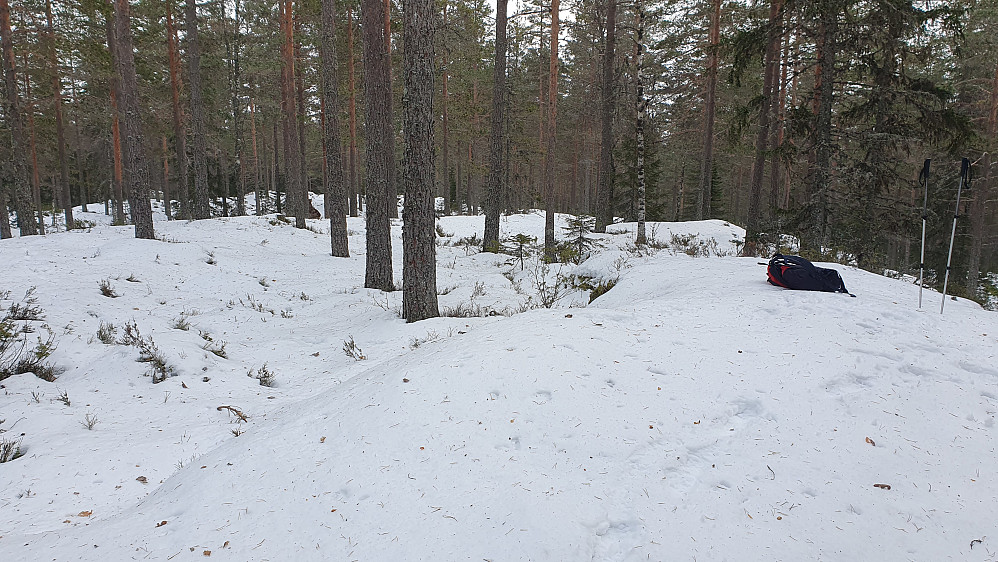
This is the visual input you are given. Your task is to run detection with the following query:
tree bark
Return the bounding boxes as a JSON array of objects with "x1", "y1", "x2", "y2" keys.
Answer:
[
  {"x1": 0, "y1": 0, "x2": 35, "y2": 235},
  {"x1": 401, "y1": 0, "x2": 438, "y2": 321},
  {"x1": 543, "y1": 0, "x2": 559, "y2": 260},
  {"x1": 696, "y1": 0, "x2": 720, "y2": 221},
  {"x1": 634, "y1": 5, "x2": 647, "y2": 245},
  {"x1": 384, "y1": 0, "x2": 398, "y2": 220},
  {"x1": 26, "y1": 79, "x2": 45, "y2": 234},
  {"x1": 166, "y1": 0, "x2": 189, "y2": 219},
  {"x1": 227, "y1": 0, "x2": 245, "y2": 217},
  {"x1": 186, "y1": 0, "x2": 210, "y2": 220},
  {"x1": 321, "y1": 0, "x2": 349, "y2": 257},
  {"x1": 743, "y1": 0, "x2": 782, "y2": 256},
  {"x1": 161, "y1": 135, "x2": 171, "y2": 219},
  {"x1": 68, "y1": 62, "x2": 88, "y2": 213},
  {"x1": 595, "y1": 0, "x2": 616, "y2": 232},
  {"x1": 46, "y1": 0, "x2": 73, "y2": 228},
  {"x1": 441, "y1": 2, "x2": 451, "y2": 215},
  {"x1": 293, "y1": 9, "x2": 307, "y2": 220},
  {"x1": 361, "y1": 0, "x2": 394, "y2": 290},
  {"x1": 112, "y1": 0, "x2": 155, "y2": 239},
  {"x1": 347, "y1": 9, "x2": 359, "y2": 217},
  {"x1": 250, "y1": 96, "x2": 261, "y2": 214},
  {"x1": 280, "y1": 0, "x2": 305, "y2": 226},
  {"x1": 483, "y1": 0, "x2": 508, "y2": 253}
]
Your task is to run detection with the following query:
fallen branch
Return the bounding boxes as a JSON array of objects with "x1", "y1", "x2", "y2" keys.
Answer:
[{"x1": 216, "y1": 405, "x2": 248, "y2": 422}]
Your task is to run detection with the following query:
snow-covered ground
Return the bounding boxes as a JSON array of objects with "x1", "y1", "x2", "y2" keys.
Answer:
[{"x1": 1, "y1": 201, "x2": 996, "y2": 561}]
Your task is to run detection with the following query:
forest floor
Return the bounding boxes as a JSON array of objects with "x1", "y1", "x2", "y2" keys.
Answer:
[{"x1": 1, "y1": 198, "x2": 996, "y2": 561}]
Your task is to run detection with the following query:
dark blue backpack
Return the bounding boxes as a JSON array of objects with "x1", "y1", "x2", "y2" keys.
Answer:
[{"x1": 767, "y1": 253, "x2": 851, "y2": 294}]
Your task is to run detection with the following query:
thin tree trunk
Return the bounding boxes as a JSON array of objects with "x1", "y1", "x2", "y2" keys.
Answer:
[
  {"x1": 166, "y1": 0, "x2": 189, "y2": 219},
  {"x1": 68, "y1": 61, "x2": 88, "y2": 213},
  {"x1": 347, "y1": 9, "x2": 359, "y2": 217},
  {"x1": 162, "y1": 136, "x2": 172, "y2": 219},
  {"x1": 227, "y1": 0, "x2": 245, "y2": 217},
  {"x1": 402, "y1": 0, "x2": 438, "y2": 321},
  {"x1": 250, "y1": 96, "x2": 261, "y2": 214},
  {"x1": 634, "y1": 6, "x2": 647, "y2": 245},
  {"x1": 27, "y1": 87, "x2": 45, "y2": 234},
  {"x1": 46, "y1": 0, "x2": 73, "y2": 228},
  {"x1": 696, "y1": 0, "x2": 720, "y2": 221},
  {"x1": 186, "y1": 0, "x2": 210, "y2": 219},
  {"x1": 483, "y1": 0, "x2": 508, "y2": 253},
  {"x1": 743, "y1": 0, "x2": 782, "y2": 255},
  {"x1": 274, "y1": 119, "x2": 283, "y2": 212},
  {"x1": 441, "y1": 2, "x2": 451, "y2": 215},
  {"x1": 321, "y1": 0, "x2": 349, "y2": 257},
  {"x1": 280, "y1": 0, "x2": 304, "y2": 227},
  {"x1": 384, "y1": 0, "x2": 398, "y2": 220},
  {"x1": 219, "y1": 148, "x2": 230, "y2": 217},
  {"x1": 543, "y1": 0, "x2": 559, "y2": 260},
  {"x1": 967, "y1": 61, "x2": 998, "y2": 295},
  {"x1": 362, "y1": 0, "x2": 394, "y2": 290},
  {"x1": 110, "y1": 88, "x2": 124, "y2": 224},
  {"x1": 0, "y1": 0, "x2": 36, "y2": 235},
  {"x1": 112, "y1": 0, "x2": 155, "y2": 238},
  {"x1": 294, "y1": 9, "x2": 307, "y2": 212},
  {"x1": 595, "y1": 0, "x2": 616, "y2": 232},
  {"x1": 808, "y1": 1, "x2": 836, "y2": 252}
]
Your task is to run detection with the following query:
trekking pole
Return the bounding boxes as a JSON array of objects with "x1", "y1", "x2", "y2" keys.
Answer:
[
  {"x1": 940, "y1": 157, "x2": 970, "y2": 313},
  {"x1": 917, "y1": 159, "x2": 930, "y2": 309}
]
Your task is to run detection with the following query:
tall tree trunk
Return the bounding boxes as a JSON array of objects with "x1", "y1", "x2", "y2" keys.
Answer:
[
  {"x1": 634, "y1": 6, "x2": 647, "y2": 245},
  {"x1": 402, "y1": 0, "x2": 438, "y2": 321},
  {"x1": 543, "y1": 0, "x2": 559, "y2": 260},
  {"x1": 274, "y1": 119, "x2": 283, "y2": 212},
  {"x1": 112, "y1": 0, "x2": 155, "y2": 239},
  {"x1": 808, "y1": 1, "x2": 836, "y2": 252},
  {"x1": 696, "y1": 0, "x2": 720, "y2": 221},
  {"x1": 595, "y1": 0, "x2": 616, "y2": 232},
  {"x1": 441, "y1": 2, "x2": 451, "y2": 215},
  {"x1": 186, "y1": 0, "x2": 210, "y2": 220},
  {"x1": 0, "y1": 0, "x2": 36, "y2": 235},
  {"x1": 321, "y1": 0, "x2": 349, "y2": 257},
  {"x1": 161, "y1": 135, "x2": 172, "y2": 218},
  {"x1": 967, "y1": 61, "x2": 998, "y2": 296},
  {"x1": 250, "y1": 96, "x2": 261, "y2": 214},
  {"x1": 110, "y1": 88, "x2": 125, "y2": 223},
  {"x1": 362, "y1": 0, "x2": 394, "y2": 290},
  {"x1": 46, "y1": 0, "x2": 73, "y2": 228},
  {"x1": 347, "y1": 9, "x2": 359, "y2": 217},
  {"x1": 280, "y1": 0, "x2": 305, "y2": 227},
  {"x1": 384, "y1": 0, "x2": 398, "y2": 220},
  {"x1": 166, "y1": 0, "x2": 189, "y2": 219},
  {"x1": 26, "y1": 84, "x2": 45, "y2": 234},
  {"x1": 293, "y1": 9, "x2": 307, "y2": 214},
  {"x1": 743, "y1": 0, "x2": 782, "y2": 256},
  {"x1": 227, "y1": 0, "x2": 245, "y2": 216},
  {"x1": 483, "y1": 0, "x2": 508, "y2": 253},
  {"x1": 68, "y1": 62, "x2": 88, "y2": 213}
]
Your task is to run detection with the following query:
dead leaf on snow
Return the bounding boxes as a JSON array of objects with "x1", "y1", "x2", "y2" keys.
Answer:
[
  {"x1": 156, "y1": 521, "x2": 167, "y2": 528},
  {"x1": 136, "y1": 476, "x2": 148, "y2": 483},
  {"x1": 874, "y1": 483, "x2": 891, "y2": 490},
  {"x1": 865, "y1": 437, "x2": 876, "y2": 446},
  {"x1": 78, "y1": 511, "x2": 92, "y2": 517}
]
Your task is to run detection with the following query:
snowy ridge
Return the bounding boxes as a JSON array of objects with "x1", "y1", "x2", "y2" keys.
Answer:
[{"x1": 1, "y1": 206, "x2": 996, "y2": 561}]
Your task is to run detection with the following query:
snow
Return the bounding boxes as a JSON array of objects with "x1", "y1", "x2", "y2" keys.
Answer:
[{"x1": 1, "y1": 202, "x2": 996, "y2": 561}]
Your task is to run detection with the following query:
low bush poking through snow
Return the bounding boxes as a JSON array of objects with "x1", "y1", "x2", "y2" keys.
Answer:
[
  {"x1": 0, "y1": 288, "x2": 60, "y2": 382},
  {"x1": 0, "y1": 435, "x2": 25, "y2": 463}
]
